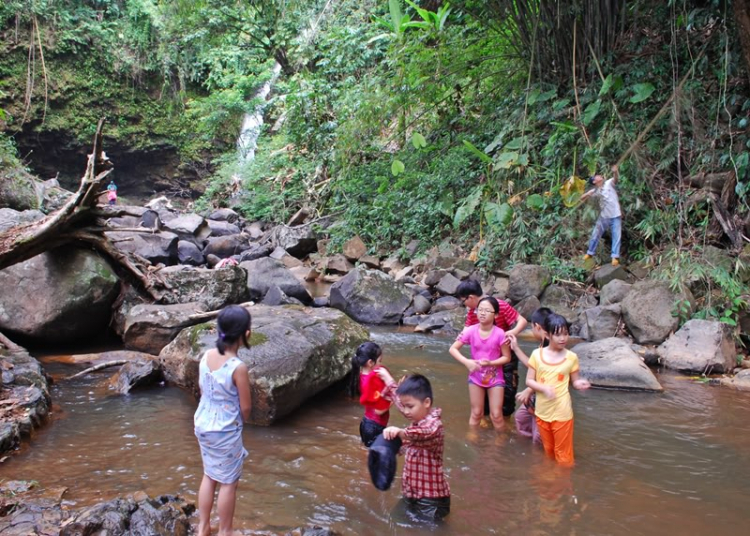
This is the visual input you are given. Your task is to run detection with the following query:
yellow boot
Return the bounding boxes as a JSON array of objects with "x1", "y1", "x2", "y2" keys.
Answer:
[
  {"x1": 583, "y1": 254, "x2": 592, "y2": 261},
  {"x1": 611, "y1": 258, "x2": 620, "y2": 267}
]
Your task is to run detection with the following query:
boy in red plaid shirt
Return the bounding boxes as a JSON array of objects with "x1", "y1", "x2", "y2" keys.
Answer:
[{"x1": 383, "y1": 374, "x2": 450, "y2": 521}]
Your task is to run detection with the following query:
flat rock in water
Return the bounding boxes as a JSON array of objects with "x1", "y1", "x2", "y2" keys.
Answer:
[{"x1": 572, "y1": 337, "x2": 663, "y2": 391}]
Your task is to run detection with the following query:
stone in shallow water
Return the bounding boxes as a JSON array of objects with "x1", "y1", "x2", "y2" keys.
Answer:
[{"x1": 572, "y1": 337, "x2": 663, "y2": 391}]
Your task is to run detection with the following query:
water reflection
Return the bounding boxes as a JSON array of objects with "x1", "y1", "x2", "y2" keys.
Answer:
[{"x1": 2, "y1": 327, "x2": 750, "y2": 534}]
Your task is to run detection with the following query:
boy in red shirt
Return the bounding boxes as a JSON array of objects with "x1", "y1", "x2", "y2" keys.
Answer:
[
  {"x1": 456, "y1": 280, "x2": 527, "y2": 416},
  {"x1": 384, "y1": 374, "x2": 450, "y2": 521}
]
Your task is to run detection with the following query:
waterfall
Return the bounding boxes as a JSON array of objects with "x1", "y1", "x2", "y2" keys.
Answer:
[{"x1": 236, "y1": 62, "x2": 283, "y2": 162}]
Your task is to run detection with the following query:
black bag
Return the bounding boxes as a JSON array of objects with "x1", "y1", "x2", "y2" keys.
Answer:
[{"x1": 368, "y1": 433, "x2": 402, "y2": 491}]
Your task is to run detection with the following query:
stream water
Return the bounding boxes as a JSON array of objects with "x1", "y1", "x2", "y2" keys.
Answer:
[{"x1": 3, "y1": 328, "x2": 750, "y2": 535}]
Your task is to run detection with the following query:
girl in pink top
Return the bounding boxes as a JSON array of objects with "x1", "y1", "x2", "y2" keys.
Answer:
[{"x1": 449, "y1": 297, "x2": 511, "y2": 431}]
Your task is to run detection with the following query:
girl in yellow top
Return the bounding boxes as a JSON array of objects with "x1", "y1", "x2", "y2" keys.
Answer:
[{"x1": 525, "y1": 313, "x2": 590, "y2": 465}]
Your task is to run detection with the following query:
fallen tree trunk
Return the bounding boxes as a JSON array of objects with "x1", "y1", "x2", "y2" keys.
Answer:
[
  {"x1": 0, "y1": 119, "x2": 164, "y2": 300},
  {"x1": 67, "y1": 360, "x2": 128, "y2": 380}
]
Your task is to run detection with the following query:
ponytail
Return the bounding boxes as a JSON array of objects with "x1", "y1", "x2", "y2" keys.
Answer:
[
  {"x1": 216, "y1": 305, "x2": 252, "y2": 355},
  {"x1": 349, "y1": 342, "x2": 382, "y2": 398}
]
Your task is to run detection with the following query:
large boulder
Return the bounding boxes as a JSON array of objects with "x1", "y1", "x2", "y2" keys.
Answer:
[
  {"x1": 342, "y1": 235, "x2": 367, "y2": 261},
  {"x1": 160, "y1": 305, "x2": 369, "y2": 425},
  {"x1": 582, "y1": 304, "x2": 622, "y2": 341},
  {"x1": 206, "y1": 219, "x2": 241, "y2": 237},
  {"x1": 329, "y1": 268, "x2": 412, "y2": 324},
  {"x1": 657, "y1": 319, "x2": 737, "y2": 373},
  {"x1": 539, "y1": 284, "x2": 578, "y2": 323},
  {"x1": 600, "y1": 279, "x2": 632, "y2": 305},
  {"x1": 162, "y1": 213, "x2": 211, "y2": 243},
  {"x1": 414, "y1": 309, "x2": 465, "y2": 334},
  {"x1": 0, "y1": 248, "x2": 119, "y2": 343},
  {"x1": 108, "y1": 358, "x2": 163, "y2": 394},
  {"x1": 203, "y1": 234, "x2": 249, "y2": 259},
  {"x1": 108, "y1": 230, "x2": 178, "y2": 265},
  {"x1": 0, "y1": 169, "x2": 40, "y2": 210},
  {"x1": 572, "y1": 338, "x2": 663, "y2": 391},
  {"x1": 241, "y1": 257, "x2": 312, "y2": 304},
  {"x1": 158, "y1": 265, "x2": 249, "y2": 310},
  {"x1": 177, "y1": 240, "x2": 204, "y2": 266},
  {"x1": 593, "y1": 264, "x2": 629, "y2": 289},
  {"x1": 507, "y1": 264, "x2": 551, "y2": 303},
  {"x1": 122, "y1": 302, "x2": 207, "y2": 354},
  {"x1": 0, "y1": 208, "x2": 44, "y2": 233},
  {"x1": 621, "y1": 280, "x2": 694, "y2": 345},
  {"x1": 0, "y1": 346, "x2": 51, "y2": 455},
  {"x1": 270, "y1": 224, "x2": 318, "y2": 258}
]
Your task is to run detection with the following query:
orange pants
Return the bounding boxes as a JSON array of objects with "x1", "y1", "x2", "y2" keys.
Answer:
[{"x1": 536, "y1": 417, "x2": 575, "y2": 466}]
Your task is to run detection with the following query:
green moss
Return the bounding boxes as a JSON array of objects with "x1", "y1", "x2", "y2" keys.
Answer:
[
  {"x1": 188, "y1": 323, "x2": 213, "y2": 353},
  {"x1": 248, "y1": 332, "x2": 268, "y2": 347}
]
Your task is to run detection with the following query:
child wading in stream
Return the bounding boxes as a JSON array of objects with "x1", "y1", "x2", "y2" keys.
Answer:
[
  {"x1": 349, "y1": 342, "x2": 397, "y2": 447},
  {"x1": 194, "y1": 305, "x2": 252, "y2": 536},
  {"x1": 449, "y1": 296, "x2": 512, "y2": 431},
  {"x1": 513, "y1": 313, "x2": 590, "y2": 465}
]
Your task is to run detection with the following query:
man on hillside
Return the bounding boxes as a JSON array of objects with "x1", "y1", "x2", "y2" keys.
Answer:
[{"x1": 581, "y1": 165, "x2": 621, "y2": 266}]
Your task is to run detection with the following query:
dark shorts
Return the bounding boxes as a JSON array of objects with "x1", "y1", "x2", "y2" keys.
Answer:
[
  {"x1": 404, "y1": 496, "x2": 451, "y2": 521},
  {"x1": 360, "y1": 417, "x2": 385, "y2": 447}
]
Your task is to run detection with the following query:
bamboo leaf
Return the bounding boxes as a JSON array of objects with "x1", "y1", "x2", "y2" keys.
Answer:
[
  {"x1": 462, "y1": 140, "x2": 493, "y2": 163},
  {"x1": 526, "y1": 193, "x2": 544, "y2": 210},
  {"x1": 485, "y1": 201, "x2": 513, "y2": 229},
  {"x1": 583, "y1": 100, "x2": 601, "y2": 126},
  {"x1": 453, "y1": 185, "x2": 483, "y2": 228}
]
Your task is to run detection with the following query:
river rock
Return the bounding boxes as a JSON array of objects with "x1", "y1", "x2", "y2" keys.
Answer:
[
  {"x1": 207, "y1": 219, "x2": 241, "y2": 237},
  {"x1": 423, "y1": 269, "x2": 448, "y2": 287},
  {"x1": 412, "y1": 294, "x2": 432, "y2": 315},
  {"x1": 270, "y1": 224, "x2": 318, "y2": 258},
  {"x1": 262, "y1": 285, "x2": 303, "y2": 306},
  {"x1": 657, "y1": 319, "x2": 737, "y2": 373},
  {"x1": 621, "y1": 280, "x2": 694, "y2": 345},
  {"x1": 343, "y1": 235, "x2": 367, "y2": 261},
  {"x1": 162, "y1": 213, "x2": 211, "y2": 243},
  {"x1": 515, "y1": 295, "x2": 541, "y2": 323},
  {"x1": 381, "y1": 256, "x2": 405, "y2": 274},
  {"x1": 0, "y1": 248, "x2": 119, "y2": 343},
  {"x1": 600, "y1": 279, "x2": 632, "y2": 305},
  {"x1": 329, "y1": 268, "x2": 411, "y2": 324},
  {"x1": 208, "y1": 207, "x2": 240, "y2": 223},
  {"x1": 507, "y1": 264, "x2": 551, "y2": 303},
  {"x1": 203, "y1": 234, "x2": 248, "y2": 259},
  {"x1": 177, "y1": 240, "x2": 204, "y2": 266},
  {"x1": 108, "y1": 230, "x2": 178, "y2": 265},
  {"x1": 327, "y1": 254, "x2": 355, "y2": 274},
  {"x1": 109, "y1": 358, "x2": 163, "y2": 394},
  {"x1": 359, "y1": 255, "x2": 381, "y2": 269},
  {"x1": 0, "y1": 346, "x2": 51, "y2": 455},
  {"x1": 720, "y1": 368, "x2": 750, "y2": 391},
  {"x1": 539, "y1": 284, "x2": 578, "y2": 323},
  {"x1": 238, "y1": 243, "x2": 274, "y2": 262},
  {"x1": 582, "y1": 304, "x2": 622, "y2": 341},
  {"x1": 593, "y1": 264, "x2": 629, "y2": 288},
  {"x1": 572, "y1": 338, "x2": 663, "y2": 391},
  {"x1": 159, "y1": 265, "x2": 249, "y2": 310},
  {"x1": 160, "y1": 305, "x2": 369, "y2": 424},
  {"x1": 242, "y1": 257, "x2": 312, "y2": 304},
  {"x1": 122, "y1": 302, "x2": 207, "y2": 354},
  {"x1": 431, "y1": 296, "x2": 461, "y2": 313},
  {"x1": 0, "y1": 207, "x2": 44, "y2": 233},
  {"x1": 414, "y1": 309, "x2": 465, "y2": 334},
  {"x1": 435, "y1": 273, "x2": 461, "y2": 296},
  {"x1": 0, "y1": 169, "x2": 41, "y2": 210}
]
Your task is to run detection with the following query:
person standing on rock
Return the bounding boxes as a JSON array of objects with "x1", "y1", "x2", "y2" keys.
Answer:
[
  {"x1": 194, "y1": 305, "x2": 252, "y2": 536},
  {"x1": 581, "y1": 165, "x2": 621, "y2": 266},
  {"x1": 456, "y1": 280, "x2": 527, "y2": 417},
  {"x1": 106, "y1": 181, "x2": 118, "y2": 206}
]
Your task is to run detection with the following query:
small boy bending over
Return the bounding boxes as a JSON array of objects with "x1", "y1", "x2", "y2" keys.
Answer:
[{"x1": 383, "y1": 374, "x2": 450, "y2": 521}]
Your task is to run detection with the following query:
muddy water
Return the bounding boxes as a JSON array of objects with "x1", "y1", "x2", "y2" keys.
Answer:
[{"x1": 3, "y1": 328, "x2": 750, "y2": 535}]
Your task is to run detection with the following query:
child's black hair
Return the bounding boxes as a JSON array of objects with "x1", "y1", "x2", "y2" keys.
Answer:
[
  {"x1": 530, "y1": 307, "x2": 553, "y2": 327},
  {"x1": 456, "y1": 279, "x2": 483, "y2": 298},
  {"x1": 544, "y1": 313, "x2": 570, "y2": 336},
  {"x1": 477, "y1": 296, "x2": 499, "y2": 314},
  {"x1": 349, "y1": 342, "x2": 383, "y2": 398},
  {"x1": 216, "y1": 305, "x2": 252, "y2": 355},
  {"x1": 396, "y1": 374, "x2": 433, "y2": 403}
]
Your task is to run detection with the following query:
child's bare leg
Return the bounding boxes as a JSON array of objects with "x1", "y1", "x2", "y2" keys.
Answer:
[
  {"x1": 216, "y1": 480, "x2": 239, "y2": 536},
  {"x1": 487, "y1": 387, "x2": 505, "y2": 431},
  {"x1": 197, "y1": 474, "x2": 217, "y2": 536},
  {"x1": 467, "y1": 384, "x2": 485, "y2": 425}
]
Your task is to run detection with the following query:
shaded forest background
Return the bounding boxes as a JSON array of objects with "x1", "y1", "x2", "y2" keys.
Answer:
[{"x1": 1, "y1": 0, "x2": 750, "y2": 326}]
